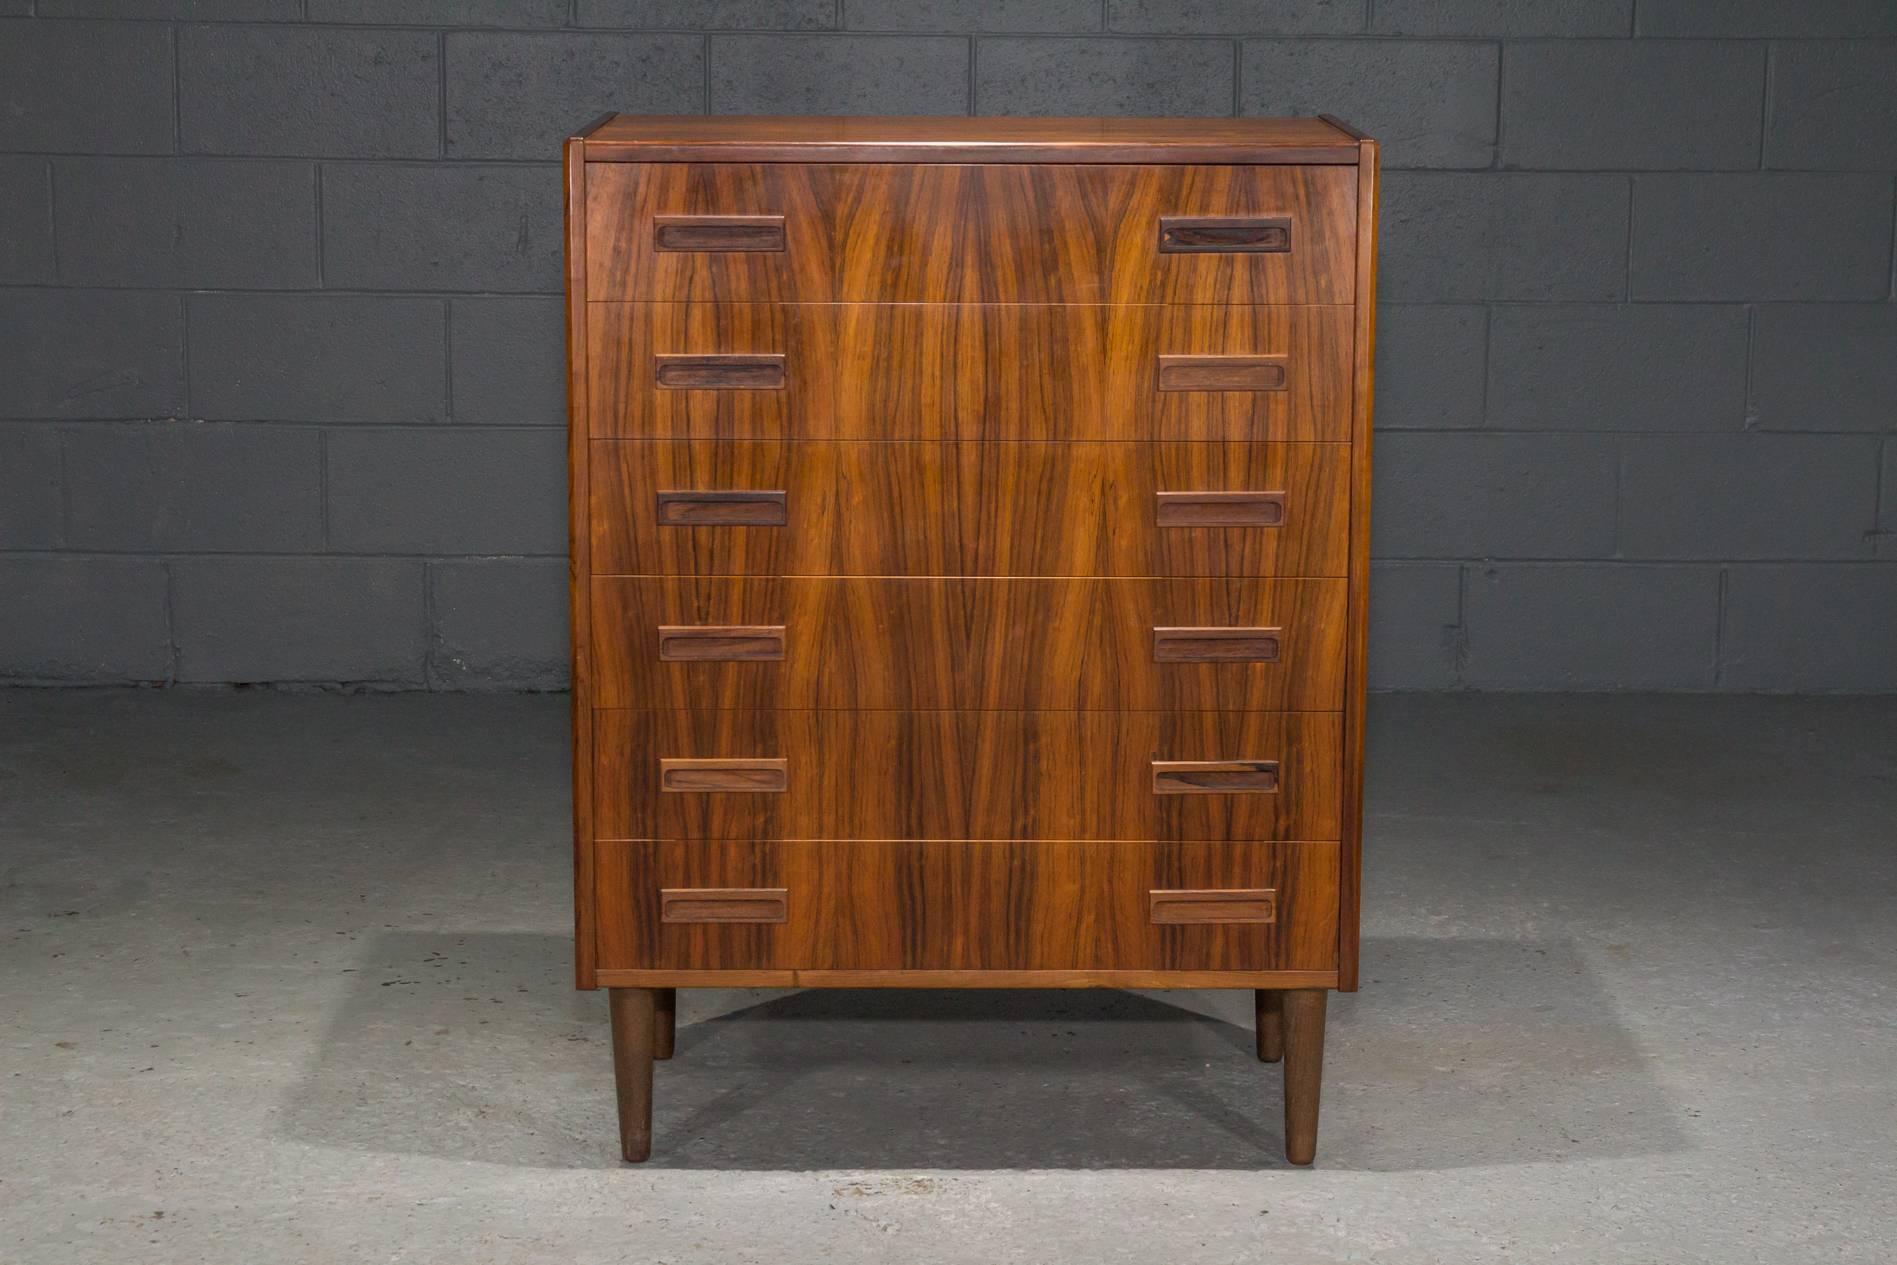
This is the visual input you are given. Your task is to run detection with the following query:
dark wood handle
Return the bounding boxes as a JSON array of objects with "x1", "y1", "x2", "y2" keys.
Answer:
[
  {"x1": 656, "y1": 490, "x2": 787, "y2": 527},
  {"x1": 658, "y1": 758, "x2": 787, "y2": 793},
  {"x1": 654, "y1": 354, "x2": 785, "y2": 390},
  {"x1": 1148, "y1": 888, "x2": 1278, "y2": 925},
  {"x1": 657, "y1": 625, "x2": 785, "y2": 661},
  {"x1": 1155, "y1": 491, "x2": 1286, "y2": 528},
  {"x1": 653, "y1": 215, "x2": 786, "y2": 253},
  {"x1": 1158, "y1": 215, "x2": 1292, "y2": 254},
  {"x1": 1153, "y1": 627, "x2": 1282, "y2": 663},
  {"x1": 1151, "y1": 760, "x2": 1280, "y2": 795},
  {"x1": 1157, "y1": 355, "x2": 1288, "y2": 392},
  {"x1": 660, "y1": 887, "x2": 789, "y2": 923}
]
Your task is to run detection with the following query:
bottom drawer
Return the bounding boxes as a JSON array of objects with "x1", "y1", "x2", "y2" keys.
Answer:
[{"x1": 595, "y1": 839, "x2": 1339, "y2": 974}]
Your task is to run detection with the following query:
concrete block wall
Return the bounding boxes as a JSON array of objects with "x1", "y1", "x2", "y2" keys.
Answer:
[{"x1": 2, "y1": 0, "x2": 1894, "y2": 691}]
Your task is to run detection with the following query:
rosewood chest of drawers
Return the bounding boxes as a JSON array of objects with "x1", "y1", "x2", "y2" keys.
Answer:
[{"x1": 563, "y1": 114, "x2": 1379, "y2": 1166}]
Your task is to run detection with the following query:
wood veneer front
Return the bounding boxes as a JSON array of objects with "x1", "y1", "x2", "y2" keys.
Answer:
[{"x1": 567, "y1": 113, "x2": 1377, "y2": 1165}]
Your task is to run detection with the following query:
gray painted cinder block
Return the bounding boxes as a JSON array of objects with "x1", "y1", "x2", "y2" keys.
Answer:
[
  {"x1": 1720, "y1": 564, "x2": 1897, "y2": 691},
  {"x1": 1368, "y1": 562, "x2": 1462, "y2": 689},
  {"x1": 188, "y1": 295, "x2": 448, "y2": 424},
  {"x1": 0, "y1": 427, "x2": 63, "y2": 551},
  {"x1": 0, "y1": 20, "x2": 173, "y2": 154},
  {"x1": 1502, "y1": 41, "x2": 1765, "y2": 170},
  {"x1": 430, "y1": 559, "x2": 571, "y2": 690},
  {"x1": 1241, "y1": 40, "x2": 1498, "y2": 169},
  {"x1": 1487, "y1": 304, "x2": 1750, "y2": 432},
  {"x1": 1106, "y1": 0, "x2": 1366, "y2": 35},
  {"x1": 1374, "y1": 305, "x2": 1486, "y2": 430},
  {"x1": 1619, "y1": 435, "x2": 1883, "y2": 560},
  {"x1": 1630, "y1": 175, "x2": 1896, "y2": 300},
  {"x1": 1764, "y1": 43, "x2": 1897, "y2": 171},
  {"x1": 63, "y1": 423, "x2": 323, "y2": 553},
  {"x1": 1370, "y1": 0, "x2": 1632, "y2": 36},
  {"x1": 171, "y1": 559, "x2": 425, "y2": 685},
  {"x1": 450, "y1": 298, "x2": 567, "y2": 426},
  {"x1": 53, "y1": 159, "x2": 318, "y2": 289},
  {"x1": 978, "y1": 38, "x2": 1235, "y2": 116},
  {"x1": 1462, "y1": 564, "x2": 1719, "y2": 690},
  {"x1": 321, "y1": 164, "x2": 565, "y2": 293},
  {"x1": 1750, "y1": 305, "x2": 1897, "y2": 433},
  {"x1": 41, "y1": 0, "x2": 298, "y2": 16},
  {"x1": 0, "y1": 158, "x2": 54, "y2": 284},
  {"x1": 1380, "y1": 173, "x2": 1630, "y2": 302},
  {"x1": 845, "y1": 0, "x2": 1102, "y2": 31},
  {"x1": 0, "y1": 291, "x2": 184, "y2": 420},
  {"x1": 179, "y1": 26, "x2": 440, "y2": 158},
  {"x1": 0, "y1": 558, "x2": 171, "y2": 683},
  {"x1": 1372, "y1": 433, "x2": 1619, "y2": 559},
  {"x1": 1881, "y1": 444, "x2": 1897, "y2": 560},
  {"x1": 711, "y1": 35, "x2": 969, "y2": 114},
  {"x1": 1637, "y1": 0, "x2": 1897, "y2": 37},
  {"x1": 325, "y1": 429, "x2": 568, "y2": 555},
  {"x1": 310, "y1": 0, "x2": 569, "y2": 23},
  {"x1": 446, "y1": 33, "x2": 705, "y2": 161},
  {"x1": 582, "y1": 0, "x2": 836, "y2": 27}
]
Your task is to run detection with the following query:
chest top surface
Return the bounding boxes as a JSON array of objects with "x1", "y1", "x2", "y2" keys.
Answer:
[{"x1": 576, "y1": 114, "x2": 1365, "y2": 164}]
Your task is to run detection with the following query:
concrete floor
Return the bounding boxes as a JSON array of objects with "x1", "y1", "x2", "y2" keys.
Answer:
[{"x1": 1, "y1": 691, "x2": 1892, "y2": 1264}]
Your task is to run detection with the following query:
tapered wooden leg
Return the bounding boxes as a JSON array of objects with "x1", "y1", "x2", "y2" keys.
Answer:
[
  {"x1": 1281, "y1": 988, "x2": 1327, "y2": 1165},
  {"x1": 1255, "y1": 989, "x2": 1284, "y2": 1062},
  {"x1": 609, "y1": 987, "x2": 656, "y2": 1163},
  {"x1": 653, "y1": 988, "x2": 676, "y2": 1060}
]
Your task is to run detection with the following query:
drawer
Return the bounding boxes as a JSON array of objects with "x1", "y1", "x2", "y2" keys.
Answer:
[
  {"x1": 591, "y1": 439, "x2": 1350, "y2": 578},
  {"x1": 590, "y1": 577, "x2": 1347, "y2": 711},
  {"x1": 585, "y1": 163, "x2": 1358, "y2": 305},
  {"x1": 594, "y1": 838, "x2": 1340, "y2": 973},
  {"x1": 588, "y1": 302, "x2": 1354, "y2": 441},
  {"x1": 593, "y1": 709, "x2": 1342, "y2": 841}
]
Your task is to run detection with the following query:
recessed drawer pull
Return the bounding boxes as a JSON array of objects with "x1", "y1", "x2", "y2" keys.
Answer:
[
  {"x1": 654, "y1": 354, "x2": 786, "y2": 390},
  {"x1": 1155, "y1": 490, "x2": 1286, "y2": 528},
  {"x1": 1148, "y1": 888, "x2": 1278, "y2": 925},
  {"x1": 1158, "y1": 215, "x2": 1292, "y2": 254},
  {"x1": 1157, "y1": 355, "x2": 1289, "y2": 392},
  {"x1": 1151, "y1": 760, "x2": 1280, "y2": 795},
  {"x1": 658, "y1": 758, "x2": 787, "y2": 793},
  {"x1": 1153, "y1": 627, "x2": 1282, "y2": 663},
  {"x1": 652, "y1": 214, "x2": 787, "y2": 253},
  {"x1": 656, "y1": 490, "x2": 788, "y2": 527},
  {"x1": 660, "y1": 887, "x2": 789, "y2": 923},
  {"x1": 657, "y1": 625, "x2": 786, "y2": 661}
]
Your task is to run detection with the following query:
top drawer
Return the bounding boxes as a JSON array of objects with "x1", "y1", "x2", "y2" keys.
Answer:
[{"x1": 584, "y1": 163, "x2": 1358, "y2": 305}]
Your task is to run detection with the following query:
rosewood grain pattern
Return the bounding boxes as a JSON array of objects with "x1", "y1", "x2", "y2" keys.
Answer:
[
  {"x1": 595, "y1": 838, "x2": 1340, "y2": 972},
  {"x1": 585, "y1": 163, "x2": 1354, "y2": 304},
  {"x1": 657, "y1": 757, "x2": 787, "y2": 793},
  {"x1": 594, "y1": 709, "x2": 1343, "y2": 842},
  {"x1": 1157, "y1": 355, "x2": 1289, "y2": 393},
  {"x1": 589, "y1": 302, "x2": 832, "y2": 440},
  {"x1": 591, "y1": 577, "x2": 1346, "y2": 711},
  {"x1": 1152, "y1": 626, "x2": 1282, "y2": 663},
  {"x1": 1339, "y1": 137, "x2": 1380, "y2": 994},
  {"x1": 586, "y1": 163, "x2": 831, "y2": 301},
  {"x1": 1147, "y1": 305, "x2": 1352, "y2": 442},
  {"x1": 592, "y1": 440, "x2": 1350, "y2": 578},
  {"x1": 655, "y1": 624, "x2": 785, "y2": 662},
  {"x1": 1159, "y1": 216, "x2": 1292, "y2": 254},
  {"x1": 581, "y1": 114, "x2": 1361, "y2": 165},
  {"x1": 564, "y1": 129, "x2": 598, "y2": 990},
  {"x1": 1152, "y1": 760, "x2": 1282, "y2": 795},
  {"x1": 653, "y1": 214, "x2": 786, "y2": 252},
  {"x1": 655, "y1": 488, "x2": 787, "y2": 527},
  {"x1": 1148, "y1": 888, "x2": 1278, "y2": 925},
  {"x1": 660, "y1": 887, "x2": 789, "y2": 924},
  {"x1": 653, "y1": 354, "x2": 785, "y2": 390}
]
